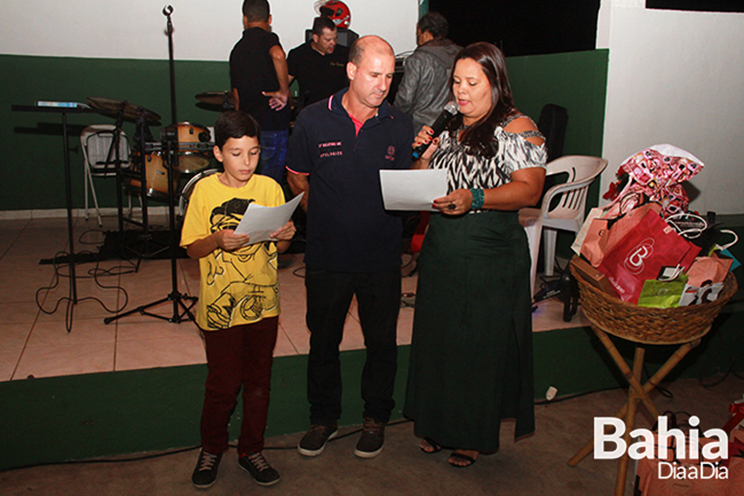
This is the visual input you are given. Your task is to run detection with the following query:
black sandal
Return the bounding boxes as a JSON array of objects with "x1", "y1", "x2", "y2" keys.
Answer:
[
  {"x1": 448, "y1": 451, "x2": 477, "y2": 468},
  {"x1": 419, "y1": 437, "x2": 442, "y2": 454}
]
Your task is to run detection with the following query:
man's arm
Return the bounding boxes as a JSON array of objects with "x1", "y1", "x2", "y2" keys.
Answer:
[
  {"x1": 231, "y1": 88, "x2": 240, "y2": 111},
  {"x1": 287, "y1": 172, "x2": 309, "y2": 212},
  {"x1": 262, "y1": 45, "x2": 290, "y2": 111}
]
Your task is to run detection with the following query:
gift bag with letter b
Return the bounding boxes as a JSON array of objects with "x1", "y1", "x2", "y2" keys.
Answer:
[
  {"x1": 597, "y1": 211, "x2": 701, "y2": 303},
  {"x1": 580, "y1": 202, "x2": 662, "y2": 267}
]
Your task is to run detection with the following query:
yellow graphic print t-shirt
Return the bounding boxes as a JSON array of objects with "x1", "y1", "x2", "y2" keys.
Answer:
[{"x1": 180, "y1": 173, "x2": 286, "y2": 331}]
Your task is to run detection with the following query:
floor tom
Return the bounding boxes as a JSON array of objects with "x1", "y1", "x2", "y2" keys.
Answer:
[{"x1": 127, "y1": 153, "x2": 179, "y2": 201}]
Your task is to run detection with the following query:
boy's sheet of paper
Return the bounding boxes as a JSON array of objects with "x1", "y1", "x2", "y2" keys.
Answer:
[
  {"x1": 379, "y1": 169, "x2": 448, "y2": 211},
  {"x1": 234, "y1": 193, "x2": 303, "y2": 245}
]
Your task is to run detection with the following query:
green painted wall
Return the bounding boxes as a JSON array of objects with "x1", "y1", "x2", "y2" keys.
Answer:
[
  {"x1": 506, "y1": 49, "x2": 609, "y2": 262},
  {"x1": 1, "y1": 55, "x2": 230, "y2": 211},
  {"x1": 507, "y1": 49, "x2": 608, "y2": 159},
  {"x1": 0, "y1": 50, "x2": 608, "y2": 212}
]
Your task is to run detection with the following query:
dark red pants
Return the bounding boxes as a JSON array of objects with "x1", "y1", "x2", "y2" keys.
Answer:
[{"x1": 200, "y1": 317, "x2": 278, "y2": 455}]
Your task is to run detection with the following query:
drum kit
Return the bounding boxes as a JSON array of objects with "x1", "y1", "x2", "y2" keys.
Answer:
[{"x1": 86, "y1": 93, "x2": 231, "y2": 229}]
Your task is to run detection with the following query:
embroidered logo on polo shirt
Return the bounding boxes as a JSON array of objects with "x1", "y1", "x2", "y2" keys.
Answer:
[
  {"x1": 318, "y1": 141, "x2": 343, "y2": 158},
  {"x1": 385, "y1": 146, "x2": 395, "y2": 161}
]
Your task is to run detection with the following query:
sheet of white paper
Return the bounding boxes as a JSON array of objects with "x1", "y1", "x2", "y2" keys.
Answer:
[
  {"x1": 234, "y1": 193, "x2": 303, "y2": 244},
  {"x1": 379, "y1": 169, "x2": 448, "y2": 211}
]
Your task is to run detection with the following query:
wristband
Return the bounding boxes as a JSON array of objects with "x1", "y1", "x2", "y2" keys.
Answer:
[{"x1": 469, "y1": 188, "x2": 485, "y2": 210}]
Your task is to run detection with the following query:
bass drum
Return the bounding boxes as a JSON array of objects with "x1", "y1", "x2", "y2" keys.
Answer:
[
  {"x1": 127, "y1": 153, "x2": 179, "y2": 201},
  {"x1": 179, "y1": 168, "x2": 221, "y2": 217}
]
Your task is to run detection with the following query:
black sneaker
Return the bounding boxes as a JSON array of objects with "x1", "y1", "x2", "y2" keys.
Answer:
[
  {"x1": 191, "y1": 449, "x2": 222, "y2": 489},
  {"x1": 354, "y1": 418, "x2": 385, "y2": 458},
  {"x1": 297, "y1": 423, "x2": 338, "y2": 457},
  {"x1": 238, "y1": 452, "x2": 281, "y2": 486}
]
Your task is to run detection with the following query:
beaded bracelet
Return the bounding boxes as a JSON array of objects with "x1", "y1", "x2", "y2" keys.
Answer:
[{"x1": 470, "y1": 188, "x2": 485, "y2": 210}]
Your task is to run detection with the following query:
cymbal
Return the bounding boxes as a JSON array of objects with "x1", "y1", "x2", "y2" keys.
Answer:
[
  {"x1": 195, "y1": 91, "x2": 236, "y2": 108},
  {"x1": 86, "y1": 97, "x2": 161, "y2": 123}
]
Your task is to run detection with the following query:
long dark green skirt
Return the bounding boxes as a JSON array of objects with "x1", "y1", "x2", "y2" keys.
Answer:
[{"x1": 403, "y1": 210, "x2": 535, "y2": 453}]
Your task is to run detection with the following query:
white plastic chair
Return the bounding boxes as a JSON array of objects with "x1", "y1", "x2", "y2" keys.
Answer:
[
  {"x1": 81, "y1": 125, "x2": 130, "y2": 225},
  {"x1": 519, "y1": 155, "x2": 608, "y2": 296}
]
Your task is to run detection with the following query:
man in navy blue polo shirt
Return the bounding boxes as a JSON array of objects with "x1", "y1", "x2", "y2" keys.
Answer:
[{"x1": 286, "y1": 35, "x2": 413, "y2": 460}]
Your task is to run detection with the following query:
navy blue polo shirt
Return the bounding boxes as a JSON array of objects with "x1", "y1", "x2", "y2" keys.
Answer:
[{"x1": 286, "y1": 88, "x2": 414, "y2": 273}]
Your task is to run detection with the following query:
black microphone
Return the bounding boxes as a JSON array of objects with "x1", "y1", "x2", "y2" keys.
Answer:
[{"x1": 412, "y1": 101, "x2": 459, "y2": 160}]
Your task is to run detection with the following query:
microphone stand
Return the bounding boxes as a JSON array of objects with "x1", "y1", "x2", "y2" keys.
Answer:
[{"x1": 105, "y1": 5, "x2": 196, "y2": 325}]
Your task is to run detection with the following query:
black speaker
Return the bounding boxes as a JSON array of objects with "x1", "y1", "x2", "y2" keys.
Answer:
[
  {"x1": 647, "y1": 0, "x2": 744, "y2": 12},
  {"x1": 537, "y1": 104, "x2": 569, "y2": 163}
]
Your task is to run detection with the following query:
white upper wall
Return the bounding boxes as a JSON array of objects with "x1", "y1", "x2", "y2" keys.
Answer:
[
  {"x1": 0, "y1": 0, "x2": 418, "y2": 60},
  {"x1": 598, "y1": 0, "x2": 744, "y2": 214},
  {"x1": 4, "y1": 0, "x2": 742, "y2": 214}
]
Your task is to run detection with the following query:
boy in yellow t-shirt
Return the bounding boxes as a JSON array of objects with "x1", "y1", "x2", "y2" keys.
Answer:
[{"x1": 180, "y1": 110, "x2": 295, "y2": 489}]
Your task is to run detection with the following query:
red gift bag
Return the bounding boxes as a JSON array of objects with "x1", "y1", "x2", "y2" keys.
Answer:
[
  {"x1": 581, "y1": 202, "x2": 662, "y2": 267},
  {"x1": 597, "y1": 211, "x2": 700, "y2": 303}
]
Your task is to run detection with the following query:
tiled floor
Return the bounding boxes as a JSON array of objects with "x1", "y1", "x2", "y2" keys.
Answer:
[{"x1": 0, "y1": 213, "x2": 587, "y2": 382}]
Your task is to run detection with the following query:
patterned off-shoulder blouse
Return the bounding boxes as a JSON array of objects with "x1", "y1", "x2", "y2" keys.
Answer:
[{"x1": 430, "y1": 114, "x2": 548, "y2": 193}]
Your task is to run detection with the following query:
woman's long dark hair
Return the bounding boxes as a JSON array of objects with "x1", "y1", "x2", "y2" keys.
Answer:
[{"x1": 448, "y1": 42, "x2": 516, "y2": 158}]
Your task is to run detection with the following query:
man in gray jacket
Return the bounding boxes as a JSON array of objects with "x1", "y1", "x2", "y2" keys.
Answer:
[{"x1": 394, "y1": 12, "x2": 461, "y2": 133}]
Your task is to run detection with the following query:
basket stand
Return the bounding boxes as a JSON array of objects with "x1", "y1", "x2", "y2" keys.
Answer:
[
  {"x1": 567, "y1": 258, "x2": 737, "y2": 496},
  {"x1": 567, "y1": 324, "x2": 705, "y2": 496}
]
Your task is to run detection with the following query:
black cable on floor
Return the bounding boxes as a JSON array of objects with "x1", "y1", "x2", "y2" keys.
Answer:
[
  {"x1": 292, "y1": 265, "x2": 306, "y2": 279},
  {"x1": 35, "y1": 228, "x2": 135, "y2": 332},
  {"x1": 0, "y1": 419, "x2": 414, "y2": 473}
]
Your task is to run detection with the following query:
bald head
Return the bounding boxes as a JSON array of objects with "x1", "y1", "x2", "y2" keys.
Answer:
[
  {"x1": 349, "y1": 35, "x2": 395, "y2": 66},
  {"x1": 345, "y1": 36, "x2": 396, "y2": 112}
]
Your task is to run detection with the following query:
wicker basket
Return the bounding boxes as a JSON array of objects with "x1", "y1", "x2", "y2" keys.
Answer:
[{"x1": 570, "y1": 259, "x2": 738, "y2": 345}]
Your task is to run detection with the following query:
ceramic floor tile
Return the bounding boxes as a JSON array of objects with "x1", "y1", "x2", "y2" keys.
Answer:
[
  {"x1": 115, "y1": 333, "x2": 206, "y2": 371},
  {"x1": 0, "y1": 266, "x2": 56, "y2": 295},
  {"x1": 116, "y1": 318, "x2": 201, "y2": 342},
  {"x1": 13, "y1": 340, "x2": 116, "y2": 380},
  {"x1": 118, "y1": 261, "x2": 189, "y2": 297},
  {"x1": 1, "y1": 247, "x2": 69, "y2": 268},
  {"x1": 26, "y1": 218, "x2": 81, "y2": 229},
  {"x1": 0, "y1": 301, "x2": 41, "y2": 325},
  {"x1": 178, "y1": 258, "x2": 201, "y2": 295},
  {"x1": 339, "y1": 317, "x2": 365, "y2": 352},
  {"x1": 396, "y1": 307, "x2": 415, "y2": 346},
  {"x1": 532, "y1": 298, "x2": 590, "y2": 332},
  {"x1": 0, "y1": 216, "x2": 583, "y2": 383},
  {"x1": 278, "y1": 293, "x2": 306, "y2": 316},
  {"x1": 0, "y1": 322, "x2": 34, "y2": 350},
  {"x1": 26, "y1": 318, "x2": 116, "y2": 348},
  {"x1": 282, "y1": 323, "x2": 311, "y2": 355},
  {"x1": 401, "y1": 274, "x2": 418, "y2": 294},
  {"x1": 0, "y1": 218, "x2": 29, "y2": 232},
  {"x1": 274, "y1": 327, "x2": 299, "y2": 357},
  {"x1": 278, "y1": 284, "x2": 306, "y2": 300},
  {"x1": 278, "y1": 306, "x2": 306, "y2": 327},
  {"x1": 8, "y1": 232, "x2": 69, "y2": 253},
  {"x1": 0, "y1": 348, "x2": 23, "y2": 381}
]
